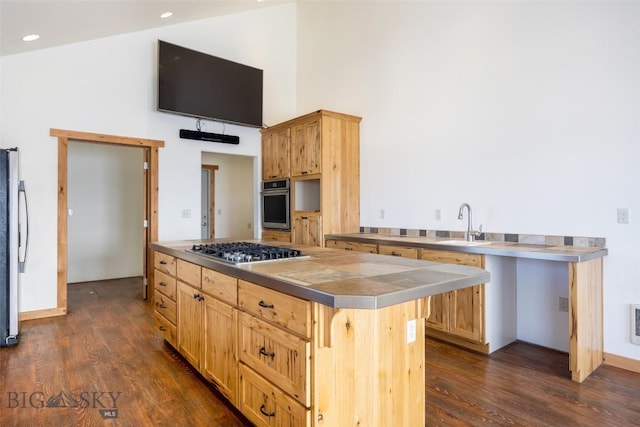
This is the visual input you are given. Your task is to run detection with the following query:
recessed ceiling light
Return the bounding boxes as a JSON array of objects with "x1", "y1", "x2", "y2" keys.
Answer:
[
  {"x1": 22, "y1": 34, "x2": 40, "y2": 42},
  {"x1": 160, "y1": 11, "x2": 173, "y2": 19}
]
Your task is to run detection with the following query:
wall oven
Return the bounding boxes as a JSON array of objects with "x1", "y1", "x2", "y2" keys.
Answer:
[{"x1": 261, "y1": 179, "x2": 290, "y2": 230}]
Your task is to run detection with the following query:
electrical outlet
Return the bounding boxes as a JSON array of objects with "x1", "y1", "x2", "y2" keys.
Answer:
[
  {"x1": 181, "y1": 209, "x2": 191, "y2": 219},
  {"x1": 631, "y1": 304, "x2": 640, "y2": 345},
  {"x1": 407, "y1": 319, "x2": 416, "y2": 343},
  {"x1": 380, "y1": 209, "x2": 385, "y2": 219},
  {"x1": 559, "y1": 297, "x2": 569, "y2": 312},
  {"x1": 617, "y1": 208, "x2": 630, "y2": 224},
  {"x1": 435, "y1": 209, "x2": 441, "y2": 221}
]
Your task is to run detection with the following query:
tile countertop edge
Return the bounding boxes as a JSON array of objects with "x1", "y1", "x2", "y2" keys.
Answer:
[
  {"x1": 324, "y1": 234, "x2": 609, "y2": 263},
  {"x1": 150, "y1": 241, "x2": 489, "y2": 310}
]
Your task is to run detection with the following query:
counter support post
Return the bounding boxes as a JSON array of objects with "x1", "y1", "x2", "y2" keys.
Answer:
[{"x1": 569, "y1": 258, "x2": 603, "y2": 383}]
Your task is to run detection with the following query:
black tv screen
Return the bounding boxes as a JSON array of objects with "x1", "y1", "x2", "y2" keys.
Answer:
[{"x1": 158, "y1": 40, "x2": 263, "y2": 128}]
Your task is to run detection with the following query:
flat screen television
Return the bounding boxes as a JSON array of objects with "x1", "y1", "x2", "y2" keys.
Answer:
[{"x1": 157, "y1": 40, "x2": 263, "y2": 128}]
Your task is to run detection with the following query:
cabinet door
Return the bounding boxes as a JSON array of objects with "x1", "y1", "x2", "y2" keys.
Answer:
[
  {"x1": 262, "y1": 127, "x2": 290, "y2": 180},
  {"x1": 292, "y1": 213, "x2": 322, "y2": 247},
  {"x1": 177, "y1": 281, "x2": 204, "y2": 370},
  {"x1": 204, "y1": 297, "x2": 238, "y2": 405},
  {"x1": 290, "y1": 119, "x2": 321, "y2": 176},
  {"x1": 421, "y1": 249, "x2": 485, "y2": 344}
]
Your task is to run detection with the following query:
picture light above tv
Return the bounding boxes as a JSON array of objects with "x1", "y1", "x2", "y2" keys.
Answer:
[{"x1": 157, "y1": 40, "x2": 263, "y2": 128}]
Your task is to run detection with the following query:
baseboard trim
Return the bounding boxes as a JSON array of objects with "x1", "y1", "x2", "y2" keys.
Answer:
[
  {"x1": 603, "y1": 352, "x2": 640, "y2": 374},
  {"x1": 19, "y1": 306, "x2": 67, "y2": 321}
]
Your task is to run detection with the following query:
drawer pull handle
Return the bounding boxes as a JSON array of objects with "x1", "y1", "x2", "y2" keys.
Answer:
[
  {"x1": 258, "y1": 300, "x2": 274, "y2": 309},
  {"x1": 159, "y1": 260, "x2": 167, "y2": 265},
  {"x1": 345, "y1": 247, "x2": 353, "y2": 251},
  {"x1": 260, "y1": 404, "x2": 275, "y2": 417},
  {"x1": 158, "y1": 302, "x2": 166, "y2": 309},
  {"x1": 159, "y1": 282, "x2": 167, "y2": 287},
  {"x1": 259, "y1": 347, "x2": 275, "y2": 358},
  {"x1": 391, "y1": 252, "x2": 401, "y2": 256},
  {"x1": 159, "y1": 326, "x2": 166, "y2": 331}
]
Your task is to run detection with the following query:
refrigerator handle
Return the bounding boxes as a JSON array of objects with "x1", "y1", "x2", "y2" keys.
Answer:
[{"x1": 18, "y1": 180, "x2": 28, "y2": 273}]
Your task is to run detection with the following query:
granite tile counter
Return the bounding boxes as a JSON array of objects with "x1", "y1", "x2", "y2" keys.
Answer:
[{"x1": 150, "y1": 239, "x2": 490, "y2": 310}]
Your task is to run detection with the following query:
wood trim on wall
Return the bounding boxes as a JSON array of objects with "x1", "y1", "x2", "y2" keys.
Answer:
[
  {"x1": 36, "y1": 128, "x2": 165, "y2": 321},
  {"x1": 202, "y1": 165, "x2": 218, "y2": 240},
  {"x1": 604, "y1": 352, "x2": 640, "y2": 374}
]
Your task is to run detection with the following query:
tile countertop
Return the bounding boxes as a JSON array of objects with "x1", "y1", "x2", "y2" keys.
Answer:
[
  {"x1": 324, "y1": 233, "x2": 608, "y2": 263},
  {"x1": 150, "y1": 240, "x2": 490, "y2": 310}
]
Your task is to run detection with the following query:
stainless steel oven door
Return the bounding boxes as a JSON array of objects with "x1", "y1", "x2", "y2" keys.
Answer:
[{"x1": 261, "y1": 187, "x2": 290, "y2": 230}]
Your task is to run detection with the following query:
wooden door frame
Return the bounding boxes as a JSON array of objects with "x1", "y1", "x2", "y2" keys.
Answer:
[
  {"x1": 31, "y1": 129, "x2": 164, "y2": 320},
  {"x1": 201, "y1": 165, "x2": 218, "y2": 240}
]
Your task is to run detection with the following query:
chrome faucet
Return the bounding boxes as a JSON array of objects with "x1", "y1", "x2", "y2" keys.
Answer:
[{"x1": 458, "y1": 203, "x2": 482, "y2": 241}]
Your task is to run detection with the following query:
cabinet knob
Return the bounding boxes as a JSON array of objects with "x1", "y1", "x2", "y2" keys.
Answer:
[
  {"x1": 158, "y1": 302, "x2": 166, "y2": 309},
  {"x1": 159, "y1": 326, "x2": 166, "y2": 331},
  {"x1": 159, "y1": 260, "x2": 167, "y2": 265},
  {"x1": 159, "y1": 282, "x2": 167, "y2": 287}
]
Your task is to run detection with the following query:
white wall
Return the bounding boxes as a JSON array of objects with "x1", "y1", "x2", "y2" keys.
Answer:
[
  {"x1": 202, "y1": 152, "x2": 255, "y2": 240},
  {"x1": 297, "y1": 2, "x2": 640, "y2": 360},
  {"x1": 67, "y1": 142, "x2": 143, "y2": 283},
  {"x1": 0, "y1": 4, "x2": 297, "y2": 312}
]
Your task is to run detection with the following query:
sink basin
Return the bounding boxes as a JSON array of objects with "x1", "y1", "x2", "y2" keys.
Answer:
[{"x1": 434, "y1": 240, "x2": 491, "y2": 247}]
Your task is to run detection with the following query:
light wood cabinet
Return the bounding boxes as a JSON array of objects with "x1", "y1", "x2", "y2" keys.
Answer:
[
  {"x1": 421, "y1": 249, "x2": 486, "y2": 349},
  {"x1": 325, "y1": 239, "x2": 377, "y2": 254},
  {"x1": 203, "y1": 296, "x2": 238, "y2": 404},
  {"x1": 261, "y1": 110, "x2": 361, "y2": 247},
  {"x1": 261, "y1": 230, "x2": 291, "y2": 243},
  {"x1": 177, "y1": 267, "x2": 239, "y2": 404},
  {"x1": 378, "y1": 243, "x2": 419, "y2": 259},
  {"x1": 153, "y1": 252, "x2": 178, "y2": 347},
  {"x1": 292, "y1": 212, "x2": 322, "y2": 247},
  {"x1": 157, "y1": 250, "x2": 429, "y2": 426},
  {"x1": 262, "y1": 127, "x2": 290, "y2": 180},
  {"x1": 291, "y1": 119, "x2": 321, "y2": 177},
  {"x1": 177, "y1": 280, "x2": 204, "y2": 369}
]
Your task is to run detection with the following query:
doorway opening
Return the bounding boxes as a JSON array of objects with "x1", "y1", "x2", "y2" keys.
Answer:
[{"x1": 35, "y1": 128, "x2": 164, "y2": 321}]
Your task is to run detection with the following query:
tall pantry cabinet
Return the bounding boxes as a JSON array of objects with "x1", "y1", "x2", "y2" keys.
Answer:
[{"x1": 261, "y1": 110, "x2": 361, "y2": 246}]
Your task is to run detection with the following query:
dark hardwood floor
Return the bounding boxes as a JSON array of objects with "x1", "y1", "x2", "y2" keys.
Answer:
[{"x1": 1, "y1": 278, "x2": 638, "y2": 426}]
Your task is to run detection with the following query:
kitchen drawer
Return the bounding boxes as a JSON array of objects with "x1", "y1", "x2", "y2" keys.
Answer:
[
  {"x1": 154, "y1": 252, "x2": 177, "y2": 277},
  {"x1": 177, "y1": 259, "x2": 202, "y2": 289},
  {"x1": 238, "y1": 280, "x2": 311, "y2": 338},
  {"x1": 154, "y1": 312, "x2": 177, "y2": 347},
  {"x1": 420, "y1": 249, "x2": 483, "y2": 268},
  {"x1": 202, "y1": 268, "x2": 238, "y2": 306},
  {"x1": 154, "y1": 269, "x2": 177, "y2": 301},
  {"x1": 239, "y1": 312, "x2": 310, "y2": 406},
  {"x1": 154, "y1": 290, "x2": 177, "y2": 324},
  {"x1": 239, "y1": 364, "x2": 310, "y2": 427},
  {"x1": 262, "y1": 230, "x2": 291, "y2": 243},
  {"x1": 325, "y1": 239, "x2": 377, "y2": 253},
  {"x1": 378, "y1": 244, "x2": 419, "y2": 259}
]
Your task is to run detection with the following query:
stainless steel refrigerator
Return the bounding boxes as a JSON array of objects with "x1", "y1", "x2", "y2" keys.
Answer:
[{"x1": 0, "y1": 148, "x2": 27, "y2": 347}]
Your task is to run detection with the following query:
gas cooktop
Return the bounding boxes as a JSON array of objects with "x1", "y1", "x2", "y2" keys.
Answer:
[{"x1": 187, "y1": 242, "x2": 306, "y2": 264}]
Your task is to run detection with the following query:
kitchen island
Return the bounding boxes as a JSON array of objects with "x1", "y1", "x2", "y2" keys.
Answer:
[{"x1": 150, "y1": 239, "x2": 489, "y2": 427}]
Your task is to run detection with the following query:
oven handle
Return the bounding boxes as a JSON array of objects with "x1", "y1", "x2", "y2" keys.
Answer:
[{"x1": 260, "y1": 189, "x2": 289, "y2": 196}]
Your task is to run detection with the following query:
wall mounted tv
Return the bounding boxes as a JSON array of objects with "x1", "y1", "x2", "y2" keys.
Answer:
[{"x1": 157, "y1": 40, "x2": 263, "y2": 128}]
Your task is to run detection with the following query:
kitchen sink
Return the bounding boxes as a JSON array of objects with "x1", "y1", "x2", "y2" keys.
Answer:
[{"x1": 434, "y1": 240, "x2": 491, "y2": 246}]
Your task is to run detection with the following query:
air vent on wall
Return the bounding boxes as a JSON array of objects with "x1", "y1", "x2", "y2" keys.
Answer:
[{"x1": 179, "y1": 129, "x2": 239, "y2": 145}]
